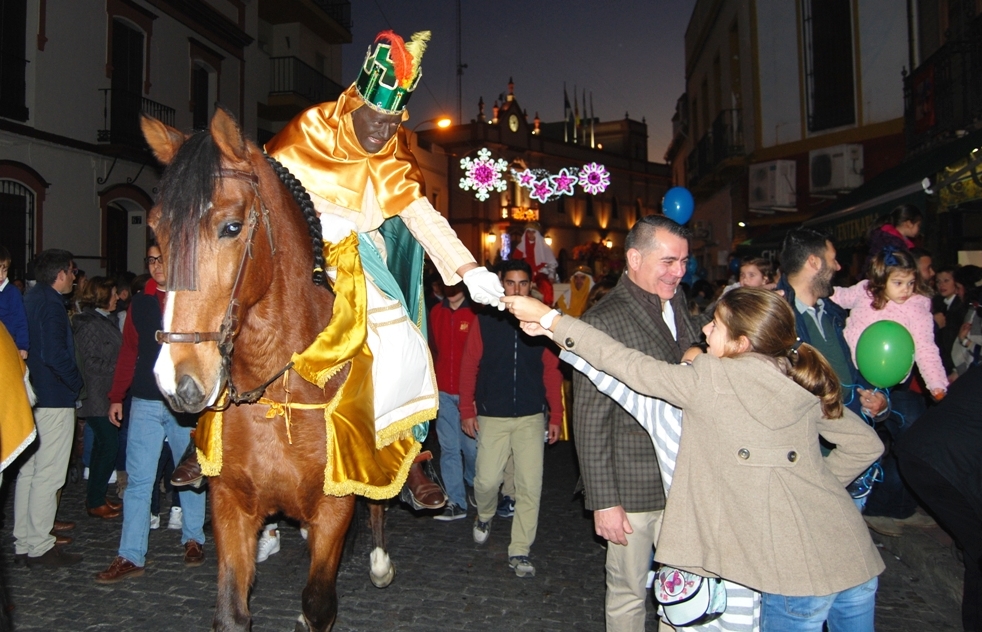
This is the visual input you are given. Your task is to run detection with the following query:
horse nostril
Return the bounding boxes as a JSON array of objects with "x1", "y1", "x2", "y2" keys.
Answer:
[{"x1": 176, "y1": 375, "x2": 204, "y2": 406}]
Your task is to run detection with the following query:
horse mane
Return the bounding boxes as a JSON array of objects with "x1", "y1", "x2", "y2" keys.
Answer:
[
  {"x1": 157, "y1": 131, "x2": 220, "y2": 291},
  {"x1": 156, "y1": 130, "x2": 329, "y2": 291}
]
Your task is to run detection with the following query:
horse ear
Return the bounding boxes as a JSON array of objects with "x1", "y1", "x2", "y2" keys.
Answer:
[
  {"x1": 210, "y1": 107, "x2": 249, "y2": 165},
  {"x1": 141, "y1": 114, "x2": 186, "y2": 165}
]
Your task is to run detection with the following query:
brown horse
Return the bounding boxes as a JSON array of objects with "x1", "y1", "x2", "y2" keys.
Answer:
[{"x1": 140, "y1": 109, "x2": 394, "y2": 632}]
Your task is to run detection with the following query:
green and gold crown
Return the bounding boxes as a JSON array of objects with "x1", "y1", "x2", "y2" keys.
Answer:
[{"x1": 355, "y1": 30, "x2": 430, "y2": 114}]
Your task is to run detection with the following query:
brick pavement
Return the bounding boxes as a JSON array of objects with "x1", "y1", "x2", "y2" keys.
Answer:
[{"x1": 0, "y1": 441, "x2": 963, "y2": 631}]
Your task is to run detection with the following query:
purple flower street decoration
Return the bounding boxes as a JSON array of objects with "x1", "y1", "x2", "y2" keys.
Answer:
[
  {"x1": 517, "y1": 169, "x2": 537, "y2": 188},
  {"x1": 578, "y1": 162, "x2": 610, "y2": 195},
  {"x1": 459, "y1": 148, "x2": 509, "y2": 201},
  {"x1": 550, "y1": 168, "x2": 578, "y2": 196},
  {"x1": 530, "y1": 178, "x2": 556, "y2": 204}
]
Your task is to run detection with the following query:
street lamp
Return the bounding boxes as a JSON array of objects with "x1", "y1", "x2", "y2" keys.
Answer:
[{"x1": 412, "y1": 116, "x2": 453, "y2": 133}]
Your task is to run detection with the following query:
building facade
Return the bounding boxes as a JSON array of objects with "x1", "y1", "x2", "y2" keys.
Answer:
[
  {"x1": 0, "y1": 0, "x2": 350, "y2": 281},
  {"x1": 417, "y1": 82, "x2": 671, "y2": 280}
]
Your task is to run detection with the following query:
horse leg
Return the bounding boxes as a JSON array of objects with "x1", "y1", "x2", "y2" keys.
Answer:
[
  {"x1": 211, "y1": 481, "x2": 262, "y2": 632},
  {"x1": 298, "y1": 495, "x2": 355, "y2": 632},
  {"x1": 367, "y1": 499, "x2": 394, "y2": 588}
]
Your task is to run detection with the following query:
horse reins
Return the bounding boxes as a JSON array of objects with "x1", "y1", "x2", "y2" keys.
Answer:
[{"x1": 155, "y1": 167, "x2": 294, "y2": 408}]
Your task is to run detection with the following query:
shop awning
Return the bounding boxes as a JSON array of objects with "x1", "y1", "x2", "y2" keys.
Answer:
[{"x1": 802, "y1": 127, "x2": 982, "y2": 248}]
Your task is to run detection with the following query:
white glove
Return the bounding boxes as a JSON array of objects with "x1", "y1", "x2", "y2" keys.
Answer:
[
  {"x1": 320, "y1": 215, "x2": 358, "y2": 244},
  {"x1": 463, "y1": 267, "x2": 505, "y2": 310}
]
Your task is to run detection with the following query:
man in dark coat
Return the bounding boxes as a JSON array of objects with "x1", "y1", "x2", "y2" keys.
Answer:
[{"x1": 16, "y1": 249, "x2": 84, "y2": 567}]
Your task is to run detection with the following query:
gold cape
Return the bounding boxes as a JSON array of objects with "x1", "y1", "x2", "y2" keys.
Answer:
[
  {"x1": 263, "y1": 85, "x2": 426, "y2": 218},
  {"x1": 0, "y1": 323, "x2": 36, "y2": 472},
  {"x1": 195, "y1": 233, "x2": 418, "y2": 498}
]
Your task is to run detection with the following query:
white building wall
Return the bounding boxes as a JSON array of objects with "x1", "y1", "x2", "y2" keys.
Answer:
[{"x1": 755, "y1": 0, "x2": 803, "y2": 148}]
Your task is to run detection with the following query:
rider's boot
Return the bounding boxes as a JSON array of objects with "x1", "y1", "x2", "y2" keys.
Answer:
[
  {"x1": 400, "y1": 451, "x2": 446, "y2": 510},
  {"x1": 171, "y1": 438, "x2": 204, "y2": 488}
]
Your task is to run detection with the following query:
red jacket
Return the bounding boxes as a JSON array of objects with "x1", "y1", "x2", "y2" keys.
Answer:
[{"x1": 428, "y1": 297, "x2": 477, "y2": 395}]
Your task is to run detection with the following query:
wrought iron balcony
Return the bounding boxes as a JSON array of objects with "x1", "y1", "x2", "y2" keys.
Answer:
[
  {"x1": 310, "y1": 0, "x2": 351, "y2": 30},
  {"x1": 904, "y1": 15, "x2": 982, "y2": 153},
  {"x1": 269, "y1": 56, "x2": 344, "y2": 105},
  {"x1": 0, "y1": 50, "x2": 29, "y2": 121},
  {"x1": 97, "y1": 88, "x2": 176, "y2": 148},
  {"x1": 686, "y1": 109, "x2": 745, "y2": 187}
]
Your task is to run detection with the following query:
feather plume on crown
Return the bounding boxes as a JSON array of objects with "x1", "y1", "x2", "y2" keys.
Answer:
[{"x1": 374, "y1": 29, "x2": 429, "y2": 88}]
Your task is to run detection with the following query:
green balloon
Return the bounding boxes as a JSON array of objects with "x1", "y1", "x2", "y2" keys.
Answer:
[{"x1": 855, "y1": 320, "x2": 915, "y2": 388}]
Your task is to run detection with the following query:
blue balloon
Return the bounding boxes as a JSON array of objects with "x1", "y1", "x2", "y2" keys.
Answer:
[
  {"x1": 728, "y1": 257, "x2": 741, "y2": 276},
  {"x1": 662, "y1": 187, "x2": 694, "y2": 224},
  {"x1": 686, "y1": 256, "x2": 699, "y2": 276}
]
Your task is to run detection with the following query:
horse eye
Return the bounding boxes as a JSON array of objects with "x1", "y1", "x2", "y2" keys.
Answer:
[{"x1": 220, "y1": 222, "x2": 243, "y2": 238}]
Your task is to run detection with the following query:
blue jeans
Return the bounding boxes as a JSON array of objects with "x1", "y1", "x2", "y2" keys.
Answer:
[
  {"x1": 436, "y1": 392, "x2": 476, "y2": 508},
  {"x1": 119, "y1": 398, "x2": 206, "y2": 566},
  {"x1": 761, "y1": 576, "x2": 878, "y2": 632}
]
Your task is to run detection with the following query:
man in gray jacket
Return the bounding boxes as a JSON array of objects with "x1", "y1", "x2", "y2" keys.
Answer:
[{"x1": 573, "y1": 215, "x2": 702, "y2": 631}]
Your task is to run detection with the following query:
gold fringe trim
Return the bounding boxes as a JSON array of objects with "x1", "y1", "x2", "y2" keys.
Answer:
[
  {"x1": 375, "y1": 404, "x2": 437, "y2": 449},
  {"x1": 198, "y1": 409, "x2": 223, "y2": 477}
]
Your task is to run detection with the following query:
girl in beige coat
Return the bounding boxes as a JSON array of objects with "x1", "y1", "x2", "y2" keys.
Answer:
[{"x1": 503, "y1": 288, "x2": 885, "y2": 632}]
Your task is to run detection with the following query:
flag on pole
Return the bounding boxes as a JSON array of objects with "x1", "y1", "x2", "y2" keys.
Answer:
[
  {"x1": 590, "y1": 92, "x2": 595, "y2": 148},
  {"x1": 573, "y1": 85, "x2": 580, "y2": 143},
  {"x1": 564, "y1": 83, "x2": 571, "y2": 143}
]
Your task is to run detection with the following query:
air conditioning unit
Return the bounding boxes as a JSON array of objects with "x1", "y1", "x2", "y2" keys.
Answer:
[
  {"x1": 809, "y1": 144, "x2": 863, "y2": 193},
  {"x1": 748, "y1": 160, "x2": 796, "y2": 211}
]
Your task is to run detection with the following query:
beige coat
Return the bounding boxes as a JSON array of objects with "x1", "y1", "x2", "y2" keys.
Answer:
[{"x1": 553, "y1": 316, "x2": 885, "y2": 597}]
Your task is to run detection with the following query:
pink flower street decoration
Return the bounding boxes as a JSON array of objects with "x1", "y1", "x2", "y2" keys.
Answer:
[
  {"x1": 529, "y1": 178, "x2": 556, "y2": 204},
  {"x1": 516, "y1": 169, "x2": 537, "y2": 188},
  {"x1": 550, "y1": 168, "x2": 578, "y2": 196},
  {"x1": 578, "y1": 162, "x2": 610, "y2": 195},
  {"x1": 459, "y1": 148, "x2": 509, "y2": 201}
]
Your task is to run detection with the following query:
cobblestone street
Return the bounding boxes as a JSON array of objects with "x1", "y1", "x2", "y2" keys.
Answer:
[{"x1": 0, "y1": 441, "x2": 963, "y2": 631}]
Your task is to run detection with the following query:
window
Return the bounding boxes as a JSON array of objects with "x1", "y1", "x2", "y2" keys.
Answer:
[
  {"x1": 110, "y1": 18, "x2": 145, "y2": 145},
  {"x1": 0, "y1": 179, "x2": 35, "y2": 280},
  {"x1": 0, "y1": 0, "x2": 28, "y2": 121},
  {"x1": 586, "y1": 196, "x2": 594, "y2": 217},
  {"x1": 191, "y1": 64, "x2": 209, "y2": 129},
  {"x1": 611, "y1": 196, "x2": 619, "y2": 220},
  {"x1": 556, "y1": 195, "x2": 565, "y2": 214},
  {"x1": 802, "y1": 0, "x2": 856, "y2": 132}
]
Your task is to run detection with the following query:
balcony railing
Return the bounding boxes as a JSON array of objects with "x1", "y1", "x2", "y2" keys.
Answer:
[
  {"x1": 686, "y1": 109, "x2": 745, "y2": 187},
  {"x1": 0, "y1": 50, "x2": 29, "y2": 121},
  {"x1": 98, "y1": 88, "x2": 176, "y2": 148},
  {"x1": 311, "y1": 0, "x2": 351, "y2": 30},
  {"x1": 904, "y1": 15, "x2": 982, "y2": 153},
  {"x1": 269, "y1": 56, "x2": 344, "y2": 105}
]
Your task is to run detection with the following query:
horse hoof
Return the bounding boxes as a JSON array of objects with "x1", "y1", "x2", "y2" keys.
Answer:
[
  {"x1": 369, "y1": 561, "x2": 395, "y2": 588},
  {"x1": 294, "y1": 614, "x2": 310, "y2": 632}
]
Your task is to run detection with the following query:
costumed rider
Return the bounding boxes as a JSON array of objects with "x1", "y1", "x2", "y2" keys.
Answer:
[
  {"x1": 170, "y1": 29, "x2": 505, "y2": 511},
  {"x1": 555, "y1": 265, "x2": 594, "y2": 318},
  {"x1": 512, "y1": 223, "x2": 557, "y2": 306}
]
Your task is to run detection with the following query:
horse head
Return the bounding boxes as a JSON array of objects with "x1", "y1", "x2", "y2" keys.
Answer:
[{"x1": 142, "y1": 108, "x2": 320, "y2": 413}]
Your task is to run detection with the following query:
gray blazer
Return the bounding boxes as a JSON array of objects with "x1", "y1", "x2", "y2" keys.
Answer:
[
  {"x1": 572, "y1": 276, "x2": 701, "y2": 513},
  {"x1": 73, "y1": 308, "x2": 123, "y2": 418}
]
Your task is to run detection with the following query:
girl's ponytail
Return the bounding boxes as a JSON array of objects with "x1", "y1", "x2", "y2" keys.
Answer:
[{"x1": 787, "y1": 343, "x2": 843, "y2": 419}]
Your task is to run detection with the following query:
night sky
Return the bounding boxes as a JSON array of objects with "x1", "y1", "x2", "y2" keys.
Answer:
[{"x1": 341, "y1": 0, "x2": 696, "y2": 162}]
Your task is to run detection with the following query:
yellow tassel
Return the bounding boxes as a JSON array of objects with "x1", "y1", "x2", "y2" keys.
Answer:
[{"x1": 405, "y1": 31, "x2": 430, "y2": 82}]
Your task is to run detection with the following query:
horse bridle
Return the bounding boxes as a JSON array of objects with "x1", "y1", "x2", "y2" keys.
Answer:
[{"x1": 155, "y1": 167, "x2": 293, "y2": 408}]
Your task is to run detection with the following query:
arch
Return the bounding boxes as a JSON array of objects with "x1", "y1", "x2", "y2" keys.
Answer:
[
  {"x1": 99, "y1": 183, "x2": 153, "y2": 275},
  {"x1": 0, "y1": 161, "x2": 47, "y2": 272}
]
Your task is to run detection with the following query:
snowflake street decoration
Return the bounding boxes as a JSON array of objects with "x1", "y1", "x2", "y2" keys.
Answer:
[
  {"x1": 529, "y1": 178, "x2": 556, "y2": 203},
  {"x1": 459, "y1": 148, "x2": 509, "y2": 201},
  {"x1": 550, "y1": 168, "x2": 578, "y2": 196},
  {"x1": 578, "y1": 162, "x2": 611, "y2": 195},
  {"x1": 516, "y1": 169, "x2": 537, "y2": 188}
]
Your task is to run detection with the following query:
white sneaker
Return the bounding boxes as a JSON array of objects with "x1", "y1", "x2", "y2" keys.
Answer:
[
  {"x1": 149, "y1": 513, "x2": 161, "y2": 530},
  {"x1": 256, "y1": 529, "x2": 281, "y2": 563},
  {"x1": 300, "y1": 527, "x2": 308, "y2": 541},
  {"x1": 108, "y1": 470, "x2": 117, "y2": 484},
  {"x1": 168, "y1": 506, "x2": 183, "y2": 530},
  {"x1": 83, "y1": 467, "x2": 89, "y2": 480}
]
